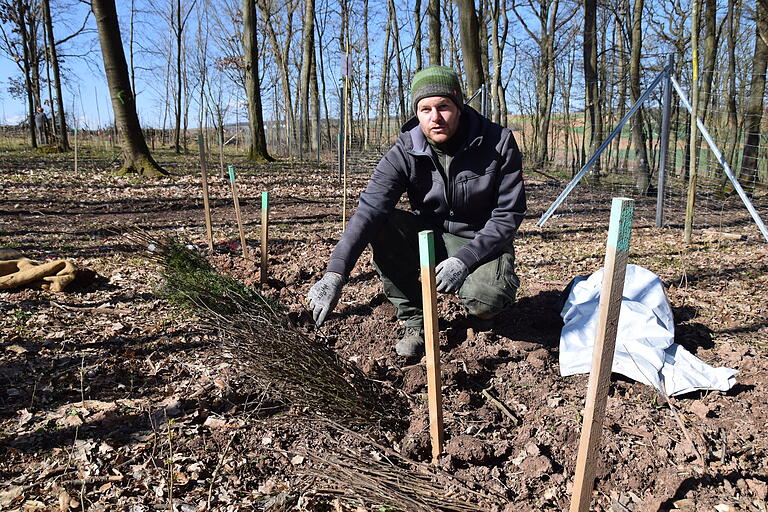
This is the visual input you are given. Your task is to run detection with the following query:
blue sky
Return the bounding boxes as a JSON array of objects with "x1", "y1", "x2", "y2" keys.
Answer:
[
  {"x1": 0, "y1": 0, "x2": 111, "y2": 127},
  {"x1": 1, "y1": 0, "x2": 386, "y2": 130}
]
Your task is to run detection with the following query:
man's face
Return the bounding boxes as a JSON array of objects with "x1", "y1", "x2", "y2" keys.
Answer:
[{"x1": 416, "y1": 96, "x2": 461, "y2": 144}]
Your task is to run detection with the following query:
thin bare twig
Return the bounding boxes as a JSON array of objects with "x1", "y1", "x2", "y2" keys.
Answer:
[
  {"x1": 207, "y1": 432, "x2": 237, "y2": 510},
  {"x1": 60, "y1": 475, "x2": 123, "y2": 486},
  {"x1": 50, "y1": 301, "x2": 131, "y2": 316},
  {"x1": 482, "y1": 387, "x2": 521, "y2": 426}
]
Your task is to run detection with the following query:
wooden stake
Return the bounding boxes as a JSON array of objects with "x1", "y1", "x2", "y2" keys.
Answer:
[
  {"x1": 198, "y1": 134, "x2": 214, "y2": 251},
  {"x1": 260, "y1": 191, "x2": 269, "y2": 283},
  {"x1": 569, "y1": 197, "x2": 634, "y2": 512},
  {"x1": 228, "y1": 165, "x2": 247, "y2": 259},
  {"x1": 73, "y1": 122, "x2": 78, "y2": 172},
  {"x1": 219, "y1": 132, "x2": 225, "y2": 178},
  {"x1": 419, "y1": 230, "x2": 444, "y2": 464}
]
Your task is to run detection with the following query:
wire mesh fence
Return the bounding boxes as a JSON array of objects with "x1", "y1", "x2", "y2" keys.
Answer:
[{"x1": 535, "y1": 64, "x2": 768, "y2": 241}]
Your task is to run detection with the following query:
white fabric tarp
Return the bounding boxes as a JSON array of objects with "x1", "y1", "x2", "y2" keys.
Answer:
[{"x1": 559, "y1": 264, "x2": 738, "y2": 396}]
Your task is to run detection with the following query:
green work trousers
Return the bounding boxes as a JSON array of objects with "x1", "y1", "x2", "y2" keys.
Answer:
[{"x1": 369, "y1": 209, "x2": 519, "y2": 328}]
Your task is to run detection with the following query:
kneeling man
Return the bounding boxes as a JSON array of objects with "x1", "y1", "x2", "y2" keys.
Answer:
[{"x1": 308, "y1": 65, "x2": 526, "y2": 357}]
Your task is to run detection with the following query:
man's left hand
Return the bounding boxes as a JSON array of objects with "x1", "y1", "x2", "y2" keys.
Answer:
[{"x1": 435, "y1": 257, "x2": 468, "y2": 293}]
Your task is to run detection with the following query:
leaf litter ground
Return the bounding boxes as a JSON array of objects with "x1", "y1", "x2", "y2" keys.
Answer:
[{"x1": 1, "y1": 148, "x2": 767, "y2": 511}]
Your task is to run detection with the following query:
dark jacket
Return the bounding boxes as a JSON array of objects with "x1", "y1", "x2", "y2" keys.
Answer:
[
  {"x1": 34, "y1": 111, "x2": 47, "y2": 127},
  {"x1": 326, "y1": 106, "x2": 526, "y2": 278}
]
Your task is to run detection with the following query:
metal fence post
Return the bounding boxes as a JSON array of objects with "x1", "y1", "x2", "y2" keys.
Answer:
[
  {"x1": 537, "y1": 68, "x2": 669, "y2": 226},
  {"x1": 655, "y1": 54, "x2": 675, "y2": 228},
  {"x1": 671, "y1": 76, "x2": 768, "y2": 243}
]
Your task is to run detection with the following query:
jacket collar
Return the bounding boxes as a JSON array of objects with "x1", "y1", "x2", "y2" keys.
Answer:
[{"x1": 403, "y1": 105, "x2": 486, "y2": 156}]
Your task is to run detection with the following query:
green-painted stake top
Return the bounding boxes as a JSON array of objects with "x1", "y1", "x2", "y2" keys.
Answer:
[
  {"x1": 606, "y1": 197, "x2": 634, "y2": 252},
  {"x1": 228, "y1": 165, "x2": 235, "y2": 183},
  {"x1": 419, "y1": 230, "x2": 435, "y2": 267},
  {"x1": 262, "y1": 191, "x2": 268, "y2": 210}
]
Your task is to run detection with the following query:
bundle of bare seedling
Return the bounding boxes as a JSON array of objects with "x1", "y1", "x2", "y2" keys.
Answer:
[
  {"x1": 300, "y1": 421, "x2": 505, "y2": 511},
  {"x1": 129, "y1": 234, "x2": 393, "y2": 426}
]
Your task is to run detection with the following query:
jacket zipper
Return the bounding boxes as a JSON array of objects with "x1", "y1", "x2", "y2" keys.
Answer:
[{"x1": 427, "y1": 153, "x2": 453, "y2": 220}]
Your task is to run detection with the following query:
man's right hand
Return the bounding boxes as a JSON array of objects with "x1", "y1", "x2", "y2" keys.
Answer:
[{"x1": 306, "y1": 272, "x2": 345, "y2": 326}]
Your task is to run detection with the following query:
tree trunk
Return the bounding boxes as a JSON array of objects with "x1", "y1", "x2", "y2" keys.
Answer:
[
  {"x1": 629, "y1": 0, "x2": 650, "y2": 194},
  {"x1": 583, "y1": 0, "x2": 601, "y2": 176},
  {"x1": 724, "y1": 0, "x2": 741, "y2": 173},
  {"x1": 242, "y1": 0, "x2": 273, "y2": 162},
  {"x1": 696, "y1": 0, "x2": 719, "y2": 119},
  {"x1": 444, "y1": 2, "x2": 461, "y2": 74},
  {"x1": 161, "y1": 35, "x2": 172, "y2": 147},
  {"x1": 610, "y1": 14, "x2": 626, "y2": 171},
  {"x1": 363, "y1": 0, "x2": 370, "y2": 147},
  {"x1": 511, "y1": 0, "x2": 570, "y2": 166},
  {"x1": 129, "y1": 0, "x2": 136, "y2": 97},
  {"x1": 258, "y1": 0, "x2": 296, "y2": 153},
  {"x1": 560, "y1": 49, "x2": 575, "y2": 172},
  {"x1": 696, "y1": 0, "x2": 719, "y2": 176},
  {"x1": 17, "y1": 2, "x2": 37, "y2": 148},
  {"x1": 497, "y1": 5, "x2": 510, "y2": 125},
  {"x1": 540, "y1": 28, "x2": 557, "y2": 164},
  {"x1": 428, "y1": 0, "x2": 441, "y2": 65},
  {"x1": 182, "y1": 44, "x2": 190, "y2": 154},
  {"x1": 41, "y1": 0, "x2": 69, "y2": 151},
  {"x1": 28, "y1": 19, "x2": 42, "y2": 114},
  {"x1": 315, "y1": 9, "x2": 332, "y2": 149},
  {"x1": 309, "y1": 49, "x2": 319, "y2": 151},
  {"x1": 739, "y1": 0, "x2": 768, "y2": 195},
  {"x1": 389, "y1": 0, "x2": 407, "y2": 124},
  {"x1": 478, "y1": 0, "x2": 490, "y2": 88},
  {"x1": 299, "y1": 0, "x2": 315, "y2": 154},
  {"x1": 414, "y1": 0, "x2": 422, "y2": 70},
  {"x1": 173, "y1": 0, "x2": 182, "y2": 153},
  {"x1": 456, "y1": 0, "x2": 484, "y2": 95},
  {"x1": 92, "y1": 0, "x2": 165, "y2": 175},
  {"x1": 596, "y1": 3, "x2": 607, "y2": 171},
  {"x1": 491, "y1": 0, "x2": 503, "y2": 123},
  {"x1": 377, "y1": 9, "x2": 392, "y2": 140}
]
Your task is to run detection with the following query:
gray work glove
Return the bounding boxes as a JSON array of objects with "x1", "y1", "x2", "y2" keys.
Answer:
[
  {"x1": 307, "y1": 272, "x2": 345, "y2": 326},
  {"x1": 435, "y1": 257, "x2": 469, "y2": 293}
]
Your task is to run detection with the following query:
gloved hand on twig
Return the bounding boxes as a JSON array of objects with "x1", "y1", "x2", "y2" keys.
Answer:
[
  {"x1": 307, "y1": 272, "x2": 345, "y2": 326},
  {"x1": 435, "y1": 257, "x2": 468, "y2": 294}
]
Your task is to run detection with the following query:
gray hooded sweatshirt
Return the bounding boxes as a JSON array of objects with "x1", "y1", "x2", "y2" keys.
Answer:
[{"x1": 326, "y1": 105, "x2": 526, "y2": 278}]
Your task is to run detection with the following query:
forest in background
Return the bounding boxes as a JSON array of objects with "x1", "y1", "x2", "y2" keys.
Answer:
[{"x1": 0, "y1": 0, "x2": 767, "y2": 192}]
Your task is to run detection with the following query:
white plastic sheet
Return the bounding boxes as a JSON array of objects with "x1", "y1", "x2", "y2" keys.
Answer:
[{"x1": 559, "y1": 264, "x2": 737, "y2": 396}]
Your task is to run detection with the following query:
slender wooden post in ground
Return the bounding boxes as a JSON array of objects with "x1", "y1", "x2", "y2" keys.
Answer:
[
  {"x1": 74, "y1": 122, "x2": 78, "y2": 172},
  {"x1": 219, "y1": 132, "x2": 225, "y2": 178},
  {"x1": 227, "y1": 165, "x2": 247, "y2": 259},
  {"x1": 570, "y1": 197, "x2": 634, "y2": 512},
  {"x1": 419, "y1": 230, "x2": 444, "y2": 464},
  {"x1": 684, "y1": 0, "x2": 700, "y2": 244},
  {"x1": 260, "y1": 191, "x2": 269, "y2": 283},
  {"x1": 198, "y1": 134, "x2": 214, "y2": 251}
]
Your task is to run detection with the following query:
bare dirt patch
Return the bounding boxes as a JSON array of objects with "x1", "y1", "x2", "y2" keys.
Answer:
[{"x1": 1, "y1": 148, "x2": 766, "y2": 511}]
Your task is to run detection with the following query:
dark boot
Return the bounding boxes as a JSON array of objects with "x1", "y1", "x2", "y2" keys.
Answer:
[{"x1": 395, "y1": 325, "x2": 425, "y2": 358}]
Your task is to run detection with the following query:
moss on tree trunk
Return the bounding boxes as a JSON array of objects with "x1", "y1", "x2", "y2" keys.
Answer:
[
  {"x1": 246, "y1": 148, "x2": 275, "y2": 163},
  {"x1": 116, "y1": 154, "x2": 168, "y2": 176}
]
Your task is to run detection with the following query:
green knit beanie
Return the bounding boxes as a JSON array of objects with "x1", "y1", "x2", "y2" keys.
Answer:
[{"x1": 411, "y1": 66, "x2": 464, "y2": 113}]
